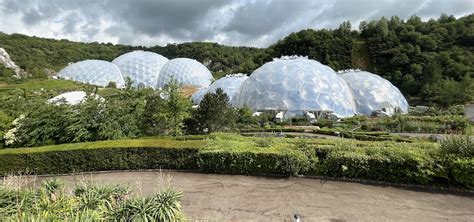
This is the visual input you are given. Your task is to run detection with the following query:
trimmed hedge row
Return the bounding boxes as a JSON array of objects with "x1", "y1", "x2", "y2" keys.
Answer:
[
  {"x1": 0, "y1": 143, "x2": 472, "y2": 189},
  {"x1": 0, "y1": 147, "x2": 307, "y2": 177}
]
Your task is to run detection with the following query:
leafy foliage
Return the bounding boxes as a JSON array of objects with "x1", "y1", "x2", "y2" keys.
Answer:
[
  {"x1": 192, "y1": 88, "x2": 236, "y2": 133},
  {"x1": 0, "y1": 178, "x2": 184, "y2": 221},
  {"x1": 143, "y1": 79, "x2": 191, "y2": 136},
  {"x1": 359, "y1": 14, "x2": 474, "y2": 106}
]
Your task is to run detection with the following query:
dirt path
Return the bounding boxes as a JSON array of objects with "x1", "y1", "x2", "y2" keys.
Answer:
[{"x1": 39, "y1": 171, "x2": 473, "y2": 222}]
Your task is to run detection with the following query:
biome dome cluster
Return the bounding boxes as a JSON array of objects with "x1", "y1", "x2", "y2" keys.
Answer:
[
  {"x1": 57, "y1": 52, "x2": 408, "y2": 118},
  {"x1": 57, "y1": 51, "x2": 213, "y2": 89}
]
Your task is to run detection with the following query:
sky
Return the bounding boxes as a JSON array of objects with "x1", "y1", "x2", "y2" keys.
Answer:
[{"x1": 0, "y1": 0, "x2": 472, "y2": 47}]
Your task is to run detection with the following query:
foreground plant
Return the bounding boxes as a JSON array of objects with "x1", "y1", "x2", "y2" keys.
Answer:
[{"x1": 0, "y1": 178, "x2": 185, "y2": 221}]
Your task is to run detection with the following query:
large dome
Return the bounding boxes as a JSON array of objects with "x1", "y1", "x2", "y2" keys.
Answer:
[
  {"x1": 236, "y1": 57, "x2": 356, "y2": 118},
  {"x1": 192, "y1": 74, "x2": 248, "y2": 106},
  {"x1": 58, "y1": 60, "x2": 124, "y2": 88},
  {"x1": 156, "y1": 58, "x2": 213, "y2": 89},
  {"x1": 339, "y1": 70, "x2": 409, "y2": 116},
  {"x1": 112, "y1": 51, "x2": 168, "y2": 88}
]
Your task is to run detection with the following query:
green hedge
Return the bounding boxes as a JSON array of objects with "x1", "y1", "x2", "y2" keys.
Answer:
[
  {"x1": 0, "y1": 137, "x2": 472, "y2": 189},
  {"x1": 449, "y1": 159, "x2": 474, "y2": 189},
  {"x1": 0, "y1": 147, "x2": 200, "y2": 175}
]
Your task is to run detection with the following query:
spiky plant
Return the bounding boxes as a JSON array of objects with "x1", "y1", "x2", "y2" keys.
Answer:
[
  {"x1": 109, "y1": 188, "x2": 184, "y2": 221},
  {"x1": 74, "y1": 183, "x2": 130, "y2": 211}
]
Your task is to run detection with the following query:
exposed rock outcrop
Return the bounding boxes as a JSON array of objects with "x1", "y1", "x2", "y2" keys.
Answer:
[{"x1": 0, "y1": 48, "x2": 27, "y2": 78}]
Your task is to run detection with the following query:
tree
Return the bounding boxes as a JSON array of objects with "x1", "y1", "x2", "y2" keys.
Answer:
[
  {"x1": 193, "y1": 88, "x2": 236, "y2": 133},
  {"x1": 143, "y1": 79, "x2": 191, "y2": 136}
]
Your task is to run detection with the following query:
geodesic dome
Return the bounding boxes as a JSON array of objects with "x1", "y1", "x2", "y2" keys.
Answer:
[
  {"x1": 192, "y1": 74, "x2": 248, "y2": 106},
  {"x1": 156, "y1": 58, "x2": 213, "y2": 89},
  {"x1": 339, "y1": 70, "x2": 409, "y2": 116},
  {"x1": 48, "y1": 91, "x2": 103, "y2": 105},
  {"x1": 58, "y1": 60, "x2": 124, "y2": 88},
  {"x1": 236, "y1": 57, "x2": 357, "y2": 118},
  {"x1": 112, "y1": 51, "x2": 168, "y2": 88}
]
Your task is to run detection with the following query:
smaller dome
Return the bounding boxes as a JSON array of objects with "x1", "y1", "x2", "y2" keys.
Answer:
[
  {"x1": 156, "y1": 58, "x2": 213, "y2": 89},
  {"x1": 58, "y1": 60, "x2": 124, "y2": 88},
  {"x1": 192, "y1": 74, "x2": 248, "y2": 106},
  {"x1": 48, "y1": 91, "x2": 103, "y2": 105},
  {"x1": 112, "y1": 51, "x2": 168, "y2": 89},
  {"x1": 339, "y1": 70, "x2": 409, "y2": 116}
]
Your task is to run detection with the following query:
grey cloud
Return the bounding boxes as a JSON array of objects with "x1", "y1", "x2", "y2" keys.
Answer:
[
  {"x1": 0, "y1": 0, "x2": 472, "y2": 47},
  {"x1": 104, "y1": 0, "x2": 229, "y2": 40}
]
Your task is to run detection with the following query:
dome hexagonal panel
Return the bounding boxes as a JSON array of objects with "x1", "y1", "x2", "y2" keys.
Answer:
[
  {"x1": 156, "y1": 58, "x2": 213, "y2": 89},
  {"x1": 58, "y1": 60, "x2": 124, "y2": 88},
  {"x1": 339, "y1": 70, "x2": 409, "y2": 116},
  {"x1": 191, "y1": 74, "x2": 248, "y2": 106},
  {"x1": 112, "y1": 51, "x2": 168, "y2": 88},
  {"x1": 236, "y1": 57, "x2": 356, "y2": 118}
]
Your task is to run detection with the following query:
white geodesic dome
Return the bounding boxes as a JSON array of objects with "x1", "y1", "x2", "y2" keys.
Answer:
[
  {"x1": 48, "y1": 91, "x2": 103, "y2": 105},
  {"x1": 236, "y1": 57, "x2": 357, "y2": 118},
  {"x1": 112, "y1": 51, "x2": 168, "y2": 88},
  {"x1": 339, "y1": 70, "x2": 409, "y2": 116},
  {"x1": 156, "y1": 58, "x2": 213, "y2": 89},
  {"x1": 58, "y1": 60, "x2": 124, "y2": 88},
  {"x1": 191, "y1": 74, "x2": 248, "y2": 106}
]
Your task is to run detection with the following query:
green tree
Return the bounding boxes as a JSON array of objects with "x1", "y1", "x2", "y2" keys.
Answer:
[
  {"x1": 144, "y1": 79, "x2": 191, "y2": 136},
  {"x1": 193, "y1": 88, "x2": 236, "y2": 133}
]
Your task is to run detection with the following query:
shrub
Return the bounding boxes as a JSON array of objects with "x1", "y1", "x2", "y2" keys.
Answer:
[
  {"x1": 450, "y1": 159, "x2": 474, "y2": 189},
  {"x1": 440, "y1": 136, "x2": 474, "y2": 158},
  {"x1": 0, "y1": 178, "x2": 184, "y2": 220},
  {"x1": 0, "y1": 134, "x2": 472, "y2": 188}
]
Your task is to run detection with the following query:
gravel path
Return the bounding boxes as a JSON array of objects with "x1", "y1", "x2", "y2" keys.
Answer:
[{"x1": 38, "y1": 171, "x2": 473, "y2": 222}]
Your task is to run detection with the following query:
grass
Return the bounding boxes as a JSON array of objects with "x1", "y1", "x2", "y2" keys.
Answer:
[
  {"x1": 0, "y1": 133, "x2": 439, "y2": 155},
  {"x1": 0, "y1": 79, "x2": 86, "y2": 91},
  {"x1": 0, "y1": 137, "x2": 207, "y2": 155}
]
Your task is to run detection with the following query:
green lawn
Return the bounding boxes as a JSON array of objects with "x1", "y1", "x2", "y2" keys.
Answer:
[{"x1": 0, "y1": 137, "x2": 207, "y2": 155}]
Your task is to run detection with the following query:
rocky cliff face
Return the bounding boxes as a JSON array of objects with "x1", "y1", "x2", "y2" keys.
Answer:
[{"x1": 0, "y1": 48, "x2": 27, "y2": 78}]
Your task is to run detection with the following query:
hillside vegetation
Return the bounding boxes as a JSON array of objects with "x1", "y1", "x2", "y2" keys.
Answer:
[{"x1": 0, "y1": 14, "x2": 473, "y2": 107}]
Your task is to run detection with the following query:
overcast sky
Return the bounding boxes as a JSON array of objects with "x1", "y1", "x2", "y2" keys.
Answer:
[{"x1": 0, "y1": 0, "x2": 472, "y2": 47}]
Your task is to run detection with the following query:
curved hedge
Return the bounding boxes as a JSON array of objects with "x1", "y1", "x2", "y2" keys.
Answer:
[{"x1": 0, "y1": 135, "x2": 472, "y2": 189}]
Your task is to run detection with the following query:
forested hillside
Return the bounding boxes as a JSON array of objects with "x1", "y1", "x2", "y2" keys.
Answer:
[{"x1": 0, "y1": 14, "x2": 472, "y2": 107}]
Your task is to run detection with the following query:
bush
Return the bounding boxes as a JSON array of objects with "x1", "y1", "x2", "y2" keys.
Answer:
[
  {"x1": 440, "y1": 136, "x2": 474, "y2": 158},
  {"x1": 450, "y1": 159, "x2": 474, "y2": 189}
]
